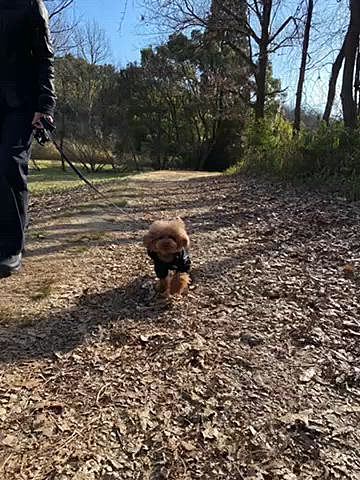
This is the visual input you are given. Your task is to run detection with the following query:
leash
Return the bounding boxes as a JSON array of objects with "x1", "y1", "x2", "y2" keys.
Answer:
[{"x1": 33, "y1": 119, "x2": 148, "y2": 226}]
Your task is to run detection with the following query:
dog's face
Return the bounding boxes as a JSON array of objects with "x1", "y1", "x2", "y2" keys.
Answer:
[{"x1": 144, "y1": 218, "x2": 190, "y2": 255}]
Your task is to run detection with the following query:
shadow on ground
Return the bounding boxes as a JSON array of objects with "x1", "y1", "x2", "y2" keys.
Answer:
[
  {"x1": 0, "y1": 275, "x2": 161, "y2": 364},
  {"x1": 0, "y1": 247, "x2": 253, "y2": 365}
]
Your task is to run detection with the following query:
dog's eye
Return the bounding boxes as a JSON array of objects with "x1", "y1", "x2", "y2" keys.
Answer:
[{"x1": 157, "y1": 236, "x2": 177, "y2": 242}]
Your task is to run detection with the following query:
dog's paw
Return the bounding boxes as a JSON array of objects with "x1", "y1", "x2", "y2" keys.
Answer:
[{"x1": 170, "y1": 273, "x2": 191, "y2": 296}]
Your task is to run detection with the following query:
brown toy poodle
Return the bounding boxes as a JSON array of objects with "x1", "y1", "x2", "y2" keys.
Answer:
[{"x1": 144, "y1": 217, "x2": 191, "y2": 296}]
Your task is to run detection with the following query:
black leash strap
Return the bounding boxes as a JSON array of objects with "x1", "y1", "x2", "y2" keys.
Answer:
[{"x1": 33, "y1": 119, "x2": 146, "y2": 223}]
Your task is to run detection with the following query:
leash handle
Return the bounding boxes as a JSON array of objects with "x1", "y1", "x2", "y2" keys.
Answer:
[
  {"x1": 33, "y1": 117, "x2": 56, "y2": 145},
  {"x1": 40, "y1": 116, "x2": 56, "y2": 134}
]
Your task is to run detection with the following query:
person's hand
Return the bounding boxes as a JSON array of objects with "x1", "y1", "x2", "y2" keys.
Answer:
[{"x1": 32, "y1": 112, "x2": 53, "y2": 129}]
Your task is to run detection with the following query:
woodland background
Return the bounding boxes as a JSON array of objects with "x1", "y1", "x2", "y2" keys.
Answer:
[{"x1": 40, "y1": 0, "x2": 359, "y2": 198}]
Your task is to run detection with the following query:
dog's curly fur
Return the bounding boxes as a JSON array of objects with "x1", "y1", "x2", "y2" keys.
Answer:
[{"x1": 144, "y1": 218, "x2": 191, "y2": 296}]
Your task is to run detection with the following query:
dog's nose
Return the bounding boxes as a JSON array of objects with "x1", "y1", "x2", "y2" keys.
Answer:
[{"x1": 160, "y1": 238, "x2": 175, "y2": 249}]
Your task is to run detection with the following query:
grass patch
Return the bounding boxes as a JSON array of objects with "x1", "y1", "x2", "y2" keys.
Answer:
[
  {"x1": 55, "y1": 199, "x2": 128, "y2": 219},
  {"x1": 76, "y1": 199, "x2": 128, "y2": 210},
  {"x1": 29, "y1": 278, "x2": 55, "y2": 301},
  {"x1": 68, "y1": 231, "x2": 111, "y2": 243},
  {"x1": 27, "y1": 230, "x2": 48, "y2": 240},
  {"x1": 69, "y1": 246, "x2": 90, "y2": 254},
  {"x1": 29, "y1": 160, "x2": 129, "y2": 196}
]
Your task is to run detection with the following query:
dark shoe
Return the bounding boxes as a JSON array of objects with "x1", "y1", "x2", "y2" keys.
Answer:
[{"x1": 0, "y1": 253, "x2": 22, "y2": 278}]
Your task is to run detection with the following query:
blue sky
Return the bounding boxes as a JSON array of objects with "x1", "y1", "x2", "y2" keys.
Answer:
[{"x1": 73, "y1": 0, "x2": 148, "y2": 67}]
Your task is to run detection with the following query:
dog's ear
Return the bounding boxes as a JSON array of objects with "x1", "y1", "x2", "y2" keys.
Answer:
[
  {"x1": 173, "y1": 217, "x2": 189, "y2": 249},
  {"x1": 179, "y1": 232, "x2": 190, "y2": 249},
  {"x1": 143, "y1": 233, "x2": 153, "y2": 250},
  {"x1": 175, "y1": 216, "x2": 185, "y2": 226}
]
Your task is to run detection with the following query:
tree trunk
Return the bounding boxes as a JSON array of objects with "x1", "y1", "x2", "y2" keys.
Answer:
[
  {"x1": 323, "y1": 40, "x2": 346, "y2": 123},
  {"x1": 355, "y1": 44, "x2": 360, "y2": 112},
  {"x1": 294, "y1": 0, "x2": 314, "y2": 133},
  {"x1": 255, "y1": 0, "x2": 272, "y2": 121},
  {"x1": 341, "y1": 0, "x2": 360, "y2": 129},
  {"x1": 59, "y1": 77, "x2": 67, "y2": 171},
  {"x1": 156, "y1": 111, "x2": 162, "y2": 170},
  {"x1": 60, "y1": 111, "x2": 66, "y2": 171}
]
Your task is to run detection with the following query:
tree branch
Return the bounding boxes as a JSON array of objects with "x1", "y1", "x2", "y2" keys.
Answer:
[{"x1": 269, "y1": 16, "x2": 296, "y2": 43}]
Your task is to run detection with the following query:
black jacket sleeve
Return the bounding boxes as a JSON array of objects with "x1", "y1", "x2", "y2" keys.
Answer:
[{"x1": 30, "y1": 0, "x2": 56, "y2": 115}]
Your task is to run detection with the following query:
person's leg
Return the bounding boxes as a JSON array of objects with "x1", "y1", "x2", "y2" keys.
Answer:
[{"x1": 0, "y1": 108, "x2": 33, "y2": 273}]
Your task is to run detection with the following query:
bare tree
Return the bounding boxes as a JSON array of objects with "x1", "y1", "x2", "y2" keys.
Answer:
[
  {"x1": 323, "y1": 41, "x2": 346, "y2": 123},
  {"x1": 74, "y1": 20, "x2": 111, "y2": 65},
  {"x1": 45, "y1": 0, "x2": 77, "y2": 54},
  {"x1": 72, "y1": 21, "x2": 112, "y2": 137},
  {"x1": 294, "y1": 0, "x2": 314, "y2": 132},
  {"x1": 46, "y1": 0, "x2": 75, "y2": 19},
  {"x1": 141, "y1": 0, "x2": 208, "y2": 31},
  {"x1": 245, "y1": 1, "x2": 302, "y2": 119},
  {"x1": 341, "y1": 0, "x2": 360, "y2": 129}
]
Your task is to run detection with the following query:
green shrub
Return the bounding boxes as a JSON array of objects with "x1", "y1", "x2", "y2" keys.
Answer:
[{"x1": 230, "y1": 116, "x2": 360, "y2": 200}]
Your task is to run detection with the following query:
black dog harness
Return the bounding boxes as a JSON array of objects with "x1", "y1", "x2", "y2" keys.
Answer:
[{"x1": 148, "y1": 249, "x2": 191, "y2": 279}]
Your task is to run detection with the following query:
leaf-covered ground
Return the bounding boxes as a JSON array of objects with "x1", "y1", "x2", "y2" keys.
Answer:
[{"x1": 1, "y1": 171, "x2": 360, "y2": 480}]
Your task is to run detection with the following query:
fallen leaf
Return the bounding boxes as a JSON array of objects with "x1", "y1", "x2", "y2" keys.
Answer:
[
  {"x1": 138, "y1": 407, "x2": 151, "y2": 432},
  {"x1": 1, "y1": 434, "x2": 18, "y2": 447},
  {"x1": 300, "y1": 367, "x2": 317, "y2": 383},
  {"x1": 280, "y1": 411, "x2": 311, "y2": 427},
  {"x1": 181, "y1": 440, "x2": 196, "y2": 452},
  {"x1": 343, "y1": 264, "x2": 354, "y2": 277},
  {"x1": 202, "y1": 424, "x2": 220, "y2": 441}
]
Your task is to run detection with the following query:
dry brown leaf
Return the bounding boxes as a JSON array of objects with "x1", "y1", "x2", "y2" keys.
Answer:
[
  {"x1": 1, "y1": 434, "x2": 18, "y2": 448},
  {"x1": 0, "y1": 173, "x2": 360, "y2": 480},
  {"x1": 343, "y1": 264, "x2": 355, "y2": 277},
  {"x1": 300, "y1": 367, "x2": 317, "y2": 383},
  {"x1": 181, "y1": 441, "x2": 197, "y2": 452},
  {"x1": 138, "y1": 407, "x2": 151, "y2": 432},
  {"x1": 202, "y1": 424, "x2": 220, "y2": 441}
]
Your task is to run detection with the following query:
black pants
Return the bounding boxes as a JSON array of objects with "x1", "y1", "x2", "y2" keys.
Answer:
[{"x1": 0, "y1": 98, "x2": 33, "y2": 255}]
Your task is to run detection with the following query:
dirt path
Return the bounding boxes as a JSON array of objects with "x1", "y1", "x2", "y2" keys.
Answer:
[{"x1": 1, "y1": 171, "x2": 360, "y2": 479}]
